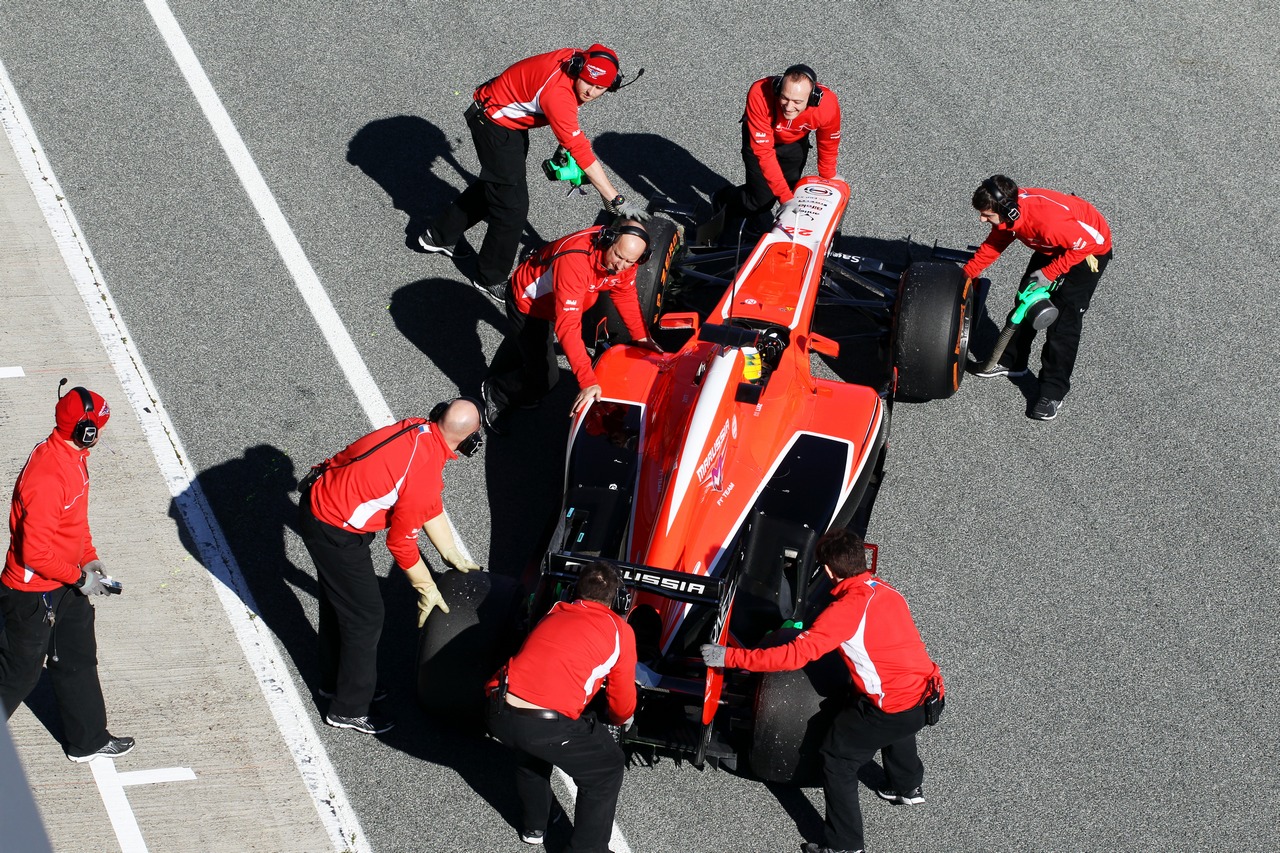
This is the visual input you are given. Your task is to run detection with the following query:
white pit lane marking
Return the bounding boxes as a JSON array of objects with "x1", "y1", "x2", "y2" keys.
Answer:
[
  {"x1": 90, "y1": 759, "x2": 198, "y2": 853},
  {"x1": 0, "y1": 366, "x2": 25, "y2": 378}
]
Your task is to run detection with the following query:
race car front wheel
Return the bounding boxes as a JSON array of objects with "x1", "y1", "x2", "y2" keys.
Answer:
[{"x1": 892, "y1": 261, "x2": 973, "y2": 401}]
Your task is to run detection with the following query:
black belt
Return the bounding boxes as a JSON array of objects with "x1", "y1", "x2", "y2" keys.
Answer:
[{"x1": 505, "y1": 704, "x2": 562, "y2": 720}]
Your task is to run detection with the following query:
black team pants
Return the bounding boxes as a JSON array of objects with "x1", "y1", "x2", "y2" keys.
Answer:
[{"x1": 715, "y1": 123, "x2": 811, "y2": 223}]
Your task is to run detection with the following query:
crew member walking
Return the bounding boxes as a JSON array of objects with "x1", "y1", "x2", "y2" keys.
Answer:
[
  {"x1": 963, "y1": 174, "x2": 1113, "y2": 421},
  {"x1": 298, "y1": 399, "x2": 483, "y2": 734},
  {"x1": 714, "y1": 64, "x2": 842, "y2": 226},
  {"x1": 480, "y1": 219, "x2": 659, "y2": 433},
  {"x1": 702, "y1": 529, "x2": 945, "y2": 853},
  {"x1": 0, "y1": 384, "x2": 134, "y2": 762},
  {"x1": 419, "y1": 45, "x2": 647, "y2": 300},
  {"x1": 488, "y1": 561, "x2": 637, "y2": 851}
]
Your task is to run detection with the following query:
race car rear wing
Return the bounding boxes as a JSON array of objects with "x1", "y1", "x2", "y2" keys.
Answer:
[{"x1": 544, "y1": 552, "x2": 726, "y2": 608}]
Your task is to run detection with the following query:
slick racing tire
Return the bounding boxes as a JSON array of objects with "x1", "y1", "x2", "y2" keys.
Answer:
[
  {"x1": 892, "y1": 261, "x2": 973, "y2": 401},
  {"x1": 584, "y1": 215, "x2": 681, "y2": 351},
  {"x1": 748, "y1": 631, "x2": 849, "y2": 785},
  {"x1": 417, "y1": 570, "x2": 521, "y2": 721}
]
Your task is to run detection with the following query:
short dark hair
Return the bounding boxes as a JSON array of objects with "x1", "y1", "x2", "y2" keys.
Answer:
[
  {"x1": 576, "y1": 561, "x2": 622, "y2": 606},
  {"x1": 815, "y1": 528, "x2": 869, "y2": 579},
  {"x1": 972, "y1": 174, "x2": 1020, "y2": 218}
]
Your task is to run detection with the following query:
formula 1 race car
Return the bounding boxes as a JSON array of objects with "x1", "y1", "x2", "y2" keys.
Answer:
[{"x1": 419, "y1": 177, "x2": 974, "y2": 782}]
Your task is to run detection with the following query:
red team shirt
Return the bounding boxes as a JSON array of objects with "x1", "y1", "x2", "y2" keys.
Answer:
[
  {"x1": 744, "y1": 76, "x2": 842, "y2": 204},
  {"x1": 725, "y1": 574, "x2": 942, "y2": 714},
  {"x1": 475, "y1": 48, "x2": 599, "y2": 170},
  {"x1": 504, "y1": 599, "x2": 638, "y2": 724},
  {"x1": 963, "y1": 187, "x2": 1113, "y2": 282},
  {"x1": 510, "y1": 226, "x2": 647, "y2": 389},
  {"x1": 308, "y1": 419, "x2": 456, "y2": 571},
  {"x1": 4, "y1": 435, "x2": 99, "y2": 592}
]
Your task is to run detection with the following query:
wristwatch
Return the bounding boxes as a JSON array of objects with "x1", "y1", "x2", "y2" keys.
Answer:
[{"x1": 609, "y1": 194, "x2": 625, "y2": 212}]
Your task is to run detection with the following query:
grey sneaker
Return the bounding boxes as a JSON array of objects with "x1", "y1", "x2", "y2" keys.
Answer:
[
  {"x1": 1030, "y1": 397, "x2": 1062, "y2": 421},
  {"x1": 469, "y1": 278, "x2": 508, "y2": 305},
  {"x1": 876, "y1": 784, "x2": 925, "y2": 805},
  {"x1": 971, "y1": 362, "x2": 1028, "y2": 379},
  {"x1": 324, "y1": 713, "x2": 395, "y2": 734},
  {"x1": 520, "y1": 828, "x2": 545, "y2": 845},
  {"x1": 67, "y1": 734, "x2": 135, "y2": 763},
  {"x1": 417, "y1": 228, "x2": 454, "y2": 258}
]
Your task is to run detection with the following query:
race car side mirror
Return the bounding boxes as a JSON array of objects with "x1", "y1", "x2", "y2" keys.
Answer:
[
  {"x1": 659, "y1": 312, "x2": 701, "y2": 332},
  {"x1": 808, "y1": 333, "x2": 840, "y2": 358}
]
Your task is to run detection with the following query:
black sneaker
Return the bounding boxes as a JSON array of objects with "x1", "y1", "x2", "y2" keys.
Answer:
[
  {"x1": 469, "y1": 278, "x2": 508, "y2": 305},
  {"x1": 67, "y1": 734, "x2": 135, "y2": 763},
  {"x1": 971, "y1": 362, "x2": 1028, "y2": 379},
  {"x1": 319, "y1": 686, "x2": 389, "y2": 703},
  {"x1": 324, "y1": 713, "x2": 395, "y2": 734},
  {"x1": 876, "y1": 784, "x2": 925, "y2": 805},
  {"x1": 479, "y1": 379, "x2": 507, "y2": 436},
  {"x1": 1030, "y1": 397, "x2": 1062, "y2": 421},
  {"x1": 520, "y1": 828, "x2": 545, "y2": 845},
  {"x1": 417, "y1": 228, "x2": 454, "y2": 258}
]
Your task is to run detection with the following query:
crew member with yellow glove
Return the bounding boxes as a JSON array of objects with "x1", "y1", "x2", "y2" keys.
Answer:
[{"x1": 298, "y1": 398, "x2": 483, "y2": 734}]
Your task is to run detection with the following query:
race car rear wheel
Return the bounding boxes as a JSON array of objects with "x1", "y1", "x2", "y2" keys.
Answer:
[
  {"x1": 584, "y1": 215, "x2": 681, "y2": 349},
  {"x1": 416, "y1": 570, "x2": 522, "y2": 721},
  {"x1": 892, "y1": 261, "x2": 973, "y2": 401}
]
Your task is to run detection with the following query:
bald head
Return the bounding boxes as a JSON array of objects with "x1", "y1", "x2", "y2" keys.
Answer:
[
  {"x1": 438, "y1": 398, "x2": 481, "y2": 450},
  {"x1": 602, "y1": 219, "x2": 649, "y2": 274}
]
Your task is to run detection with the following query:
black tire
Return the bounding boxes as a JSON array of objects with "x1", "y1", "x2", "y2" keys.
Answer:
[
  {"x1": 892, "y1": 261, "x2": 974, "y2": 401},
  {"x1": 416, "y1": 571, "x2": 522, "y2": 721},
  {"x1": 747, "y1": 632, "x2": 850, "y2": 785},
  {"x1": 583, "y1": 216, "x2": 681, "y2": 348}
]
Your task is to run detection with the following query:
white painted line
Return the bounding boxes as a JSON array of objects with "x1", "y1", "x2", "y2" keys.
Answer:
[
  {"x1": 116, "y1": 767, "x2": 198, "y2": 787},
  {"x1": 89, "y1": 759, "x2": 151, "y2": 853},
  {"x1": 140, "y1": 0, "x2": 473, "y2": 560},
  {"x1": 0, "y1": 61, "x2": 368, "y2": 853},
  {"x1": 0, "y1": 365, "x2": 25, "y2": 378}
]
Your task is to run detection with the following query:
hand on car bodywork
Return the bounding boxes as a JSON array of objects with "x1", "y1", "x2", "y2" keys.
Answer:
[
  {"x1": 573, "y1": 384, "x2": 603, "y2": 414},
  {"x1": 700, "y1": 643, "x2": 726, "y2": 668}
]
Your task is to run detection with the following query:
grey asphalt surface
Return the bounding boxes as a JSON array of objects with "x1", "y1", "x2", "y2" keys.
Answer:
[{"x1": 3, "y1": 2, "x2": 1278, "y2": 851}]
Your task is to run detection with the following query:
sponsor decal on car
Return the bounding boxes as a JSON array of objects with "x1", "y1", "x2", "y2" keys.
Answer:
[
  {"x1": 697, "y1": 419, "x2": 732, "y2": 488},
  {"x1": 619, "y1": 567, "x2": 710, "y2": 597}
]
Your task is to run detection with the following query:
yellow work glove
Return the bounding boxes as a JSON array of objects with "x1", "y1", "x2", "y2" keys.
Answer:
[
  {"x1": 1085, "y1": 254, "x2": 1099, "y2": 273},
  {"x1": 404, "y1": 560, "x2": 450, "y2": 628},
  {"x1": 438, "y1": 545, "x2": 481, "y2": 573}
]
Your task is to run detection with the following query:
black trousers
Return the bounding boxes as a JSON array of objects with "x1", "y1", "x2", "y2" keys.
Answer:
[
  {"x1": 488, "y1": 704, "x2": 625, "y2": 853},
  {"x1": 429, "y1": 107, "x2": 530, "y2": 289},
  {"x1": 716, "y1": 123, "x2": 811, "y2": 221},
  {"x1": 297, "y1": 492, "x2": 382, "y2": 718},
  {"x1": 1001, "y1": 250, "x2": 1112, "y2": 400},
  {"x1": 820, "y1": 695, "x2": 929, "y2": 852},
  {"x1": 485, "y1": 286, "x2": 559, "y2": 413},
  {"x1": 0, "y1": 584, "x2": 109, "y2": 756}
]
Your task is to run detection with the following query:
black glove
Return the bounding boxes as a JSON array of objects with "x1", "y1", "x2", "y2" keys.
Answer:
[
  {"x1": 76, "y1": 564, "x2": 109, "y2": 596},
  {"x1": 700, "y1": 643, "x2": 726, "y2": 668}
]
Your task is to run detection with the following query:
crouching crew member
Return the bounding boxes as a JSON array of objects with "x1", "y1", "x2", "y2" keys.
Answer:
[
  {"x1": 702, "y1": 529, "x2": 945, "y2": 853},
  {"x1": 963, "y1": 174, "x2": 1113, "y2": 421},
  {"x1": 419, "y1": 44, "x2": 647, "y2": 301},
  {"x1": 488, "y1": 561, "x2": 637, "y2": 851},
  {"x1": 298, "y1": 399, "x2": 483, "y2": 735},
  {"x1": 1, "y1": 384, "x2": 134, "y2": 762},
  {"x1": 480, "y1": 220, "x2": 660, "y2": 433},
  {"x1": 714, "y1": 64, "x2": 842, "y2": 226}
]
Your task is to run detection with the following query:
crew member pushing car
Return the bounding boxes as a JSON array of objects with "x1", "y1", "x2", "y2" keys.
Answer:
[
  {"x1": 488, "y1": 561, "x2": 637, "y2": 851},
  {"x1": 479, "y1": 219, "x2": 660, "y2": 433},
  {"x1": 418, "y1": 45, "x2": 648, "y2": 301},
  {"x1": 714, "y1": 64, "x2": 842, "y2": 226},
  {"x1": 963, "y1": 174, "x2": 1113, "y2": 421},
  {"x1": 1, "y1": 384, "x2": 135, "y2": 762},
  {"x1": 702, "y1": 529, "x2": 945, "y2": 853},
  {"x1": 298, "y1": 399, "x2": 482, "y2": 735}
]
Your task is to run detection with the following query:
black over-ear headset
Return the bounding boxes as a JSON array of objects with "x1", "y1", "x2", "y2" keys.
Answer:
[
  {"x1": 982, "y1": 176, "x2": 1020, "y2": 222},
  {"x1": 773, "y1": 64, "x2": 823, "y2": 108},
  {"x1": 595, "y1": 223, "x2": 652, "y2": 264},
  {"x1": 66, "y1": 384, "x2": 99, "y2": 447},
  {"x1": 566, "y1": 49, "x2": 627, "y2": 93},
  {"x1": 430, "y1": 397, "x2": 485, "y2": 457}
]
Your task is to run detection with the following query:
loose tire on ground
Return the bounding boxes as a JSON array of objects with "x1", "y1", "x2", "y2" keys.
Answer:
[
  {"x1": 416, "y1": 570, "x2": 522, "y2": 721},
  {"x1": 584, "y1": 216, "x2": 681, "y2": 349},
  {"x1": 892, "y1": 261, "x2": 973, "y2": 401},
  {"x1": 747, "y1": 631, "x2": 849, "y2": 785}
]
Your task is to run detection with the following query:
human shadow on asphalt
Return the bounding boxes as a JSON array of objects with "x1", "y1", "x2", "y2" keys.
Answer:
[
  {"x1": 593, "y1": 131, "x2": 729, "y2": 208},
  {"x1": 167, "y1": 445, "x2": 323, "y2": 691},
  {"x1": 346, "y1": 115, "x2": 475, "y2": 246},
  {"x1": 389, "y1": 277, "x2": 505, "y2": 395}
]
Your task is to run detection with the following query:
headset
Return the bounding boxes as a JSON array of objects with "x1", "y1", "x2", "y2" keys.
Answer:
[
  {"x1": 773, "y1": 63, "x2": 823, "y2": 108},
  {"x1": 566, "y1": 49, "x2": 630, "y2": 93},
  {"x1": 430, "y1": 397, "x2": 485, "y2": 457},
  {"x1": 57, "y1": 379, "x2": 100, "y2": 447},
  {"x1": 981, "y1": 176, "x2": 1020, "y2": 222},
  {"x1": 595, "y1": 223, "x2": 652, "y2": 264}
]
